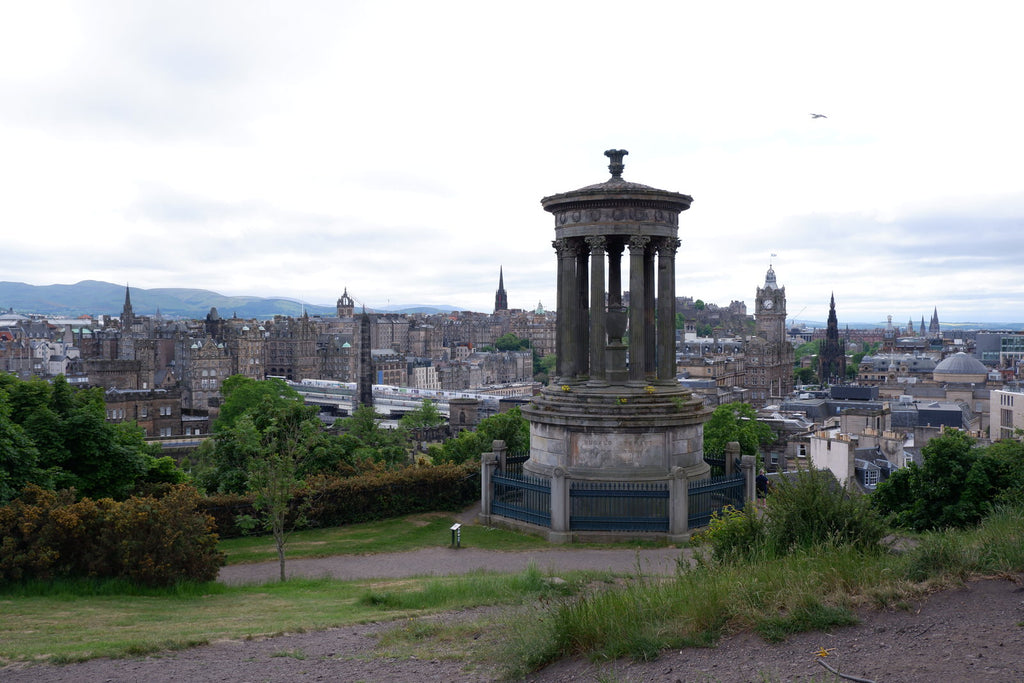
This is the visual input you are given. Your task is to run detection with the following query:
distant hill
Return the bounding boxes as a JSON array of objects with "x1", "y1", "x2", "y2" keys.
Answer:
[{"x1": 0, "y1": 281, "x2": 469, "y2": 319}]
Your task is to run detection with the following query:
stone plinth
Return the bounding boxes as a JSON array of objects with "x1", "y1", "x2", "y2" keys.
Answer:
[{"x1": 521, "y1": 383, "x2": 710, "y2": 482}]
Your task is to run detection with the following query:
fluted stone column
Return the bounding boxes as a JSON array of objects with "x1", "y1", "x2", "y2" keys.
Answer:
[
  {"x1": 575, "y1": 240, "x2": 590, "y2": 378},
  {"x1": 628, "y1": 235, "x2": 649, "y2": 383},
  {"x1": 657, "y1": 238, "x2": 681, "y2": 382},
  {"x1": 586, "y1": 236, "x2": 607, "y2": 385},
  {"x1": 607, "y1": 239, "x2": 624, "y2": 315},
  {"x1": 554, "y1": 239, "x2": 575, "y2": 380},
  {"x1": 644, "y1": 241, "x2": 656, "y2": 377},
  {"x1": 605, "y1": 239, "x2": 627, "y2": 383}
]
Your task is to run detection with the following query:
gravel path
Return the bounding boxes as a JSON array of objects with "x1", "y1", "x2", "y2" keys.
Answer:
[{"x1": 218, "y1": 546, "x2": 689, "y2": 584}]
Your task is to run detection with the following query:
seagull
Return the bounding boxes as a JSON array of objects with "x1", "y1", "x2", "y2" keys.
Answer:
[{"x1": 810, "y1": 113, "x2": 827, "y2": 119}]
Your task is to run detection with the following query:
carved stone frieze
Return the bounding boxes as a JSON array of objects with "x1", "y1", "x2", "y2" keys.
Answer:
[{"x1": 552, "y1": 207, "x2": 679, "y2": 227}]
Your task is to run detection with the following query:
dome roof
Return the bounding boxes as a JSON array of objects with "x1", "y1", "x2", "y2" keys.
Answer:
[
  {"x1": 540, "y1": 149, "x2": 692, "y2": 212},
  {"x1": 934, "y1": 352, "x2": 987, "y2": 375}
]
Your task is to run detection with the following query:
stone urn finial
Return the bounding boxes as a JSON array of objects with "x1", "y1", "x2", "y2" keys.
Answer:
[{"x1": 604, "y1": 149, "x2": 628, "y2": 179}]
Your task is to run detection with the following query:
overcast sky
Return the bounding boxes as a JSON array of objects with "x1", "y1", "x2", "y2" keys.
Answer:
[{"x1": 2, "y1": 1, "x2": 1022, "y2": 325}]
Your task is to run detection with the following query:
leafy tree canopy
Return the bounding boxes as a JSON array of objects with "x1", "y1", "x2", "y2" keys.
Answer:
[
  {"x1": 703, "y1": 402, "x2": 774, "y2": 458},
  {"x1": 399, "y1": 399, "x2": 444, "y2": 430},
  {"x1": 214, "y1": 375, "x2": 303, "y2": 432},
  {"x1": 0, "y1": 372, "x2": 169, "y2": 501},
  {"x1": 794, "y1": 367, "x2": 819, "y2": 385},
  {"x1": 494, "y1": 333, "x2": 531, "y2": 352},
  {"x1": 200, "y1": 390, "x2": 345, "y2": 494},
  {"x1": 872, "y1": 430, "x2": 1024, "y2": 530},
  {"x1": 433, "y1": 407, "x2": 530, "y2": 465},
  {"x1": 336, "y1": 405, "x2": 409, "y2": 468}
]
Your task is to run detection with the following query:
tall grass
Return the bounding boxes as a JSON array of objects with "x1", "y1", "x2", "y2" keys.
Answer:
[{"x1": 499, "y1": 504, "x2": 1024, "y2": 678}]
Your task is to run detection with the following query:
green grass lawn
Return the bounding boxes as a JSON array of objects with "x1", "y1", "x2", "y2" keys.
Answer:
[
  {"x1": 0, "y1": 568, "x2": 595, "y2": 665},
  {"x1": 218, "y1": 512, "x2": 553, "y2": 564}
]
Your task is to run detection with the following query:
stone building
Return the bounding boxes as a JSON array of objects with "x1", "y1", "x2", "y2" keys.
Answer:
[
  {"x1": 104, "y1": 387, "x2": 182, "y2": 438},
  {"x1": 177, "y1": 337, "x2": 231, "y2": 415},
  {"x1": 992, "y1": 384, "x2": 1024, "y2": 440},
  {"x1": 265, "y1": 313, "x2": 319, "y2": 380},
  {"x1": 745, "y1": 265, "x2": 795, "y2": 407}
]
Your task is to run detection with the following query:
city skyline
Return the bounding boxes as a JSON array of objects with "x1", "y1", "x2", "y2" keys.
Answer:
[{"x1": 2, "y1": 2, "x2": 1022, "y2": 323}]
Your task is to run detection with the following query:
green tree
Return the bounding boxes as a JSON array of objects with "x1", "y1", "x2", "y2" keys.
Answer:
[
  {"x1": 214, "y1": 376, "x2": 303, "y2": 432},
  {"x1": 245, "y1": 451, "x2": 302, "y2": 582},
  {"x1": 794, "y1": 367, "x2": 818, "y2": 385},
  {"x1": 399, "y1": 399, "x2": 444, "y2": 430},
  {"x1": 792, "y1": 340, "x2": 819, "y2": 365},
  {"x1": 535, "y1": 354, "x2": 557, "y2": 384},
  {"x1": 494, "y1": 333, "x2": 531, "y2": 352},
  {"x1": 202, "y1": 396, "x2": 339, "y2": 494},
  {"x1": 477, "y1": 407, "x2": 530, "y2": 454},
  {"x1": 434, "y1": 407, "x2": 530, "y2": 465},
  {"x1": 236, "y1": 409, "x2": 318, "y2": 582},
  {"x1": 703, "y1": 402, "x2": 774, "y2": 458},
  {"x1": 694, "y1": 299, "x2": 706, "y2": 310},
  {"x1": 0, "y1": 373, "x2": 179, "y2": 500},
  {"x1": 0, "y1": 393, "x2": 45, "y2": 503},
  {"x1": 873, "y1": 429, "x2": 990, "y2": 530},
  {"x1": 337, "y1": 405, "x2": 409, "y2": 467}
]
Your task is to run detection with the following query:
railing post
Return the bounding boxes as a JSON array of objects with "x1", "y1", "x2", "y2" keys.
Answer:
[
  {"x1": 548, "y1": 467, "x2": 570, "y2": 544},
  {"x1": 478, "y1": 450, "x2": 498, "y2": 525},
  {"x1": 669, "y1": 467, "x2": 690, "y2": 542},
  {"x1": 725, "y1": 441, "x2": 740, "y2": 477},
  {"x1": 740, "y1": 454, "x2": 756, "y2": 507},
  {"x1": 492, "y1": 439, "x2": 507, "y2": 471}
]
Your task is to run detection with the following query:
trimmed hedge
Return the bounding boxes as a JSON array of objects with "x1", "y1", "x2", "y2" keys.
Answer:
[
  {"x1": 199, "y1": 461, "x2": 480, "y2": 539},
  {"x1": 0, "y1": 485, "x2": 224, "y2": 586}
]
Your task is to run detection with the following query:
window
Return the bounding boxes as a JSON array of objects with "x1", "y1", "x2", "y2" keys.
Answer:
[
  {"x1": 797, "y1": 443, "x2": 807, "y2": 458},
  {"x1": 160, "y1": 427, "x2": 172, "y2": 437},
  {"x1": 140, "y1": 407, "x2": 148, "y2": 417},
  {"x1": 160, "y1": 406, "x2": 172, "y2": 416},
  {"x1": 863, "y1": 467, "x2": 879, "y2": 488}
]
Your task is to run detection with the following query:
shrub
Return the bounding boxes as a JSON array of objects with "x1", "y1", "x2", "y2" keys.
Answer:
[
  {"x1": 196, "y1": 461, "x2": 480, "y2": 538},
  {"x1": 692, "y1": 466, "x2": 887, "y2": 563},
  {"x1": 764, "y1": 468, "x2": 887, "y2": 555},
  {"x1": 0, "y1": 484, "x2": 224, "y2": 586},
  {"x1": 109, "y1": 486, "x2": 224, "y2": 585},
  {"x1": 691, "y1": 505, "x2": 765, "y2": 563}
]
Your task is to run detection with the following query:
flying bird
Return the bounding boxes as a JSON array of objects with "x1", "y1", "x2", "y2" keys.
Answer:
[{"x1": 810, "y1": 113, "x2": 827, "y2": 119}]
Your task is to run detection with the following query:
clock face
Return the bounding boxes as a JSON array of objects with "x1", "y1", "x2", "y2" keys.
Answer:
[{"x1": 763, "y1": 298, "x2": 774, "y2": 310}]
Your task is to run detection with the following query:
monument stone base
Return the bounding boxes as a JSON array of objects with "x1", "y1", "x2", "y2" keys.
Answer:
[{"x1": 520, "y1": 381, "x2": 710, "y2": 482}]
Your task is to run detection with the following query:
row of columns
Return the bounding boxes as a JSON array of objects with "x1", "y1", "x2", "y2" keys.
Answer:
[{"x1": 554, "y1": 234, "x2": 680, "y2": 385}]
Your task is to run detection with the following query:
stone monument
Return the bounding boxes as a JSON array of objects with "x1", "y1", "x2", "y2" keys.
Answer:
[{"x1": 521, "y1": 150, "x2": 710, "y2": 483}]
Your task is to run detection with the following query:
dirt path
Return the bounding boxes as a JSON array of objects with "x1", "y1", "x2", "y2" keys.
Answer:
[{"x1": 218, "y1": 546, "x2": 688, "y2": 584}]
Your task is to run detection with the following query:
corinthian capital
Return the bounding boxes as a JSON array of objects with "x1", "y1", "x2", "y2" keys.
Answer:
[
  {"x1": 656, "y1": 237, "x2": 682, "y2": 256},
  {"x1": 628, "y1": 235, "x2": 651, "y2": 252},
  {"x1": 584, "y1": 236, "x2": 607, "y2": 253}
]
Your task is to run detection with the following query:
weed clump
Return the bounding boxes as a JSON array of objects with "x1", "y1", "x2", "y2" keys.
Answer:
[{"x1": 692, "y1": 467, "x2": 887, "y2": 563}]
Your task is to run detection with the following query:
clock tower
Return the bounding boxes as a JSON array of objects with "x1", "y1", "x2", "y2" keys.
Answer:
[
  {"x1": 747, "y1": 264, "x2": 795, "y2": 407},
  {"x1": 755, "y1": 265, "x2": 787, "y2": 345}
]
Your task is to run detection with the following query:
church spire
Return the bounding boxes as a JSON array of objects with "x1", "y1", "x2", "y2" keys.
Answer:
[
  {"x1": 121, "y1": 283, "x2": 134, "y2": 328},
  {"x1": 494, "y1": 266, "x2": 508, "y2": 313}
]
